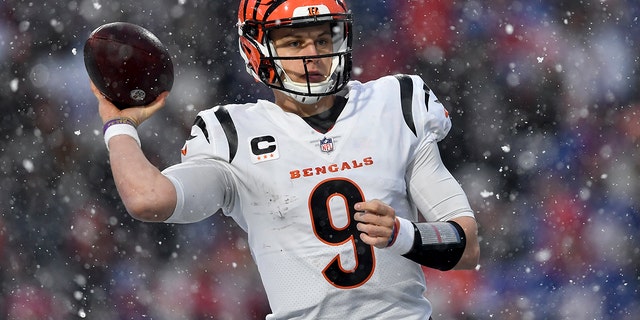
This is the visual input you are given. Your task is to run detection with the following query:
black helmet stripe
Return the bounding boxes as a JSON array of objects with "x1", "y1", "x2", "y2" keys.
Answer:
[{"x1": 262, "y1": 0, "x2": 287, "y2": 20}]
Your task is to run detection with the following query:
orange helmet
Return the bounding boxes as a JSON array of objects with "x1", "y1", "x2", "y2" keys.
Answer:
[{"x1": 238, "y1": 0, "x2": 352, "y2": 104}]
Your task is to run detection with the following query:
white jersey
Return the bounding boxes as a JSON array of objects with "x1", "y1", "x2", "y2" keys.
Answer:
[{"x1": 162, "y1": 74, "x2": 473, "y2": 319}]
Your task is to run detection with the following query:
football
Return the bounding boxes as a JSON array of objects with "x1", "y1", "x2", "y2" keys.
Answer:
[{"x1": 84, "y1": 22, "x2": 174, "y2": 109}]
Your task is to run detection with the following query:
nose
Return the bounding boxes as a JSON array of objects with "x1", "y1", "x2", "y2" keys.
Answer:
[{"x1": 301, "y1": 39, "x2": 320, "y2": 56}]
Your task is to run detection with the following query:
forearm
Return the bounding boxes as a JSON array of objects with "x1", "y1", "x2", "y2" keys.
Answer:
[
  {"x1": 386, "y1": 216, "x2": 479, "y2": 271},
  {"x1": 108, "y1": 135, "x2": 176, "y2": 222},
  {"x1": 449, "y1": 216, "x2": 480, "y2": 270}
]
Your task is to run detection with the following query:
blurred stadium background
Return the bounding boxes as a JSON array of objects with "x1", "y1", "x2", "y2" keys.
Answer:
[{"x1": 0, "y1": 0, "x2": 638, "y2": 319}]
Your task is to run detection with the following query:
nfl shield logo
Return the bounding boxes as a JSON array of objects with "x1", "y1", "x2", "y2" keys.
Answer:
[{"x1": 320, "y1": 137, "x2": 334, "y2": 153}]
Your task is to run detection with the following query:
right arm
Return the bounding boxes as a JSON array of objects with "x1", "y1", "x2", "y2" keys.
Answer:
[
  {"x1": 108, "y1": 134, "x2": 177, "y2": 222},
  {"x1": 91, "y1": 82, "x2": 176, "y2": 222}
]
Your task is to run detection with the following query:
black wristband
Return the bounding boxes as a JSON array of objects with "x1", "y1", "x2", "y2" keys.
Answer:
[{"x1": 401, "y1": 221, "x2": 466, "y2": 271}]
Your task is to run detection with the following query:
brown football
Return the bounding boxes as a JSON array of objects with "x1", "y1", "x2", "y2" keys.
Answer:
[{"x1": 84, "y1": 22, "x2": 174, "y2": 109}]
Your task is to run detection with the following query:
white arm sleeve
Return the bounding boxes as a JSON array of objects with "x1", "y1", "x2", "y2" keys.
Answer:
[
  {"x1": 161, "y1": 158, "x2": 236, "y2": 224},
  {"x1": 407, "y1": 140, "x2": 474, "y2": 222}
]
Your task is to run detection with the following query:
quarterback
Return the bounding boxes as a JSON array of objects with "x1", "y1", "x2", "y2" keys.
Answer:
[{"x1": 91, "y1": 0, "x2": 480, "y2": 319}]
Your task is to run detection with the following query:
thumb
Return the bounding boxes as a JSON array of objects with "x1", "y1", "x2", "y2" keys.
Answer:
[{"x1": 140, "y1": 91, "x2": 169, "y2": 120}]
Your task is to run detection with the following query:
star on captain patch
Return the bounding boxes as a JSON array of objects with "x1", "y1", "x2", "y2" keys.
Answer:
[{"x1": 319, "y1": 137, "x2": 334, "y2": 153}]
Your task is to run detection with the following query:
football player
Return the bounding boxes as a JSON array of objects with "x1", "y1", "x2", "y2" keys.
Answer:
[{"x1": 92, "y1": 0, "x2": 480, "y2": 319}]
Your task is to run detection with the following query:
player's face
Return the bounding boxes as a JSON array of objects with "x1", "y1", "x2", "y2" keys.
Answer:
[{"x1": 271, "y1": 23, "x2": 333, "y2": 84}]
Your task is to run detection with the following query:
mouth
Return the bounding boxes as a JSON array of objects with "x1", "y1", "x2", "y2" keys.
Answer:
[{"x1": 305, "y1": 71, "x2": 327, "y2": 83}]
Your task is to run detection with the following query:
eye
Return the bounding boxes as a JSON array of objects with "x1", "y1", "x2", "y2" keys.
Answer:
[
  {"x1": 316, "y1": 39, "x2": 329, "y2": 46},
  {"x1": 274, "y1": 38, "x2": 300, "y2": 49},
  {"x1": 316, "y1": 36, "x2": 333, "y2": 52},
  {"x1": 287, "y1": 40, "x2": 301, "y2": 48}
]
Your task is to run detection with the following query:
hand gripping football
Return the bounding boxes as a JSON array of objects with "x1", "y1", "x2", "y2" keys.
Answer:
[{"x1": 84, "y1": 22, "x2": 174, "y2": 109}]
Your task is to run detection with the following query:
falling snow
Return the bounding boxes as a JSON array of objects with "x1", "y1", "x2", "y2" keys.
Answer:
[
  {"x1": 10, "y1": 78, "x2": 19, "y2": 92},
  {"x1": 1, "y1": 1, "x2": 638, "y2": 319}
]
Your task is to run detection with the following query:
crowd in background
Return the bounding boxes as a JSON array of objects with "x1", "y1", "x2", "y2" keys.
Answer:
[{"x1": 1, "y1": 0, "x2": 639, "y2": 319}]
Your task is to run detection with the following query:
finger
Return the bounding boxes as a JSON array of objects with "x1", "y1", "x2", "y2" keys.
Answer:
[
  {"x1": 150, "y1": 91, "x2": 169, "y2": 109},
  {"x1": 354, "y1": 211, "x2": 381, "y2": 224},
  {"x1": 354, "y1": 210, "x2": 395, "y2": 229},
  {"x1": 145, "y1": 91, "x2": 168, "y2": 113},
  {"x1": 355, "y1": 199, "x2": 391, "y2": 216},
  {"x1": 359, "y1": 232, "x2": 390, "y2": 249},
  {"x1": 137, "y1": 91, "x2": 168, "y2": 122},
  {"x1": 357, "y1": 221, "x2": 392, "y2": 238}
]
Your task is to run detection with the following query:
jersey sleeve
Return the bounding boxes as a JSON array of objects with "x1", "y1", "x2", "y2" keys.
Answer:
[
  {"x1": 162, "y1": 159, "x2": 237, "y2": 223},
  {"x1": 400, "y1": 75, "x2": 473, "y2": 222},
  {"x1": 179, "y1": 106, "x2": 236, "y2": 163},
  {"x1": 161, "y1": 106, "x2": 239, "y2": 223},
  {"x1": 406, "y1": 140, "x2": 474, "y2": 222},
  {"x1": 408, "y1": 75, "x2": 451, "y2": 142}
]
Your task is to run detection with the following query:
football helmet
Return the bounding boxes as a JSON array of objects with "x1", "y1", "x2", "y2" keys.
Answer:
[{"x1": 238, "y1": 0, "x2": 352, "y2": 104}]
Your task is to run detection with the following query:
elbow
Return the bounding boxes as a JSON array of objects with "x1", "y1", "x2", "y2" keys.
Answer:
[
  {"x1": 455, "y1": 242, "x2": 480, "y2": 270},
  {"x1": 125, "y1": 203, "x2": 164, "y2": 222},
  {"x1": 121, "y1": 191, "x2": 173, "y2": 222},
  {"x1": 450, "y1": 216, "x2": 480, "y2": 270}
]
